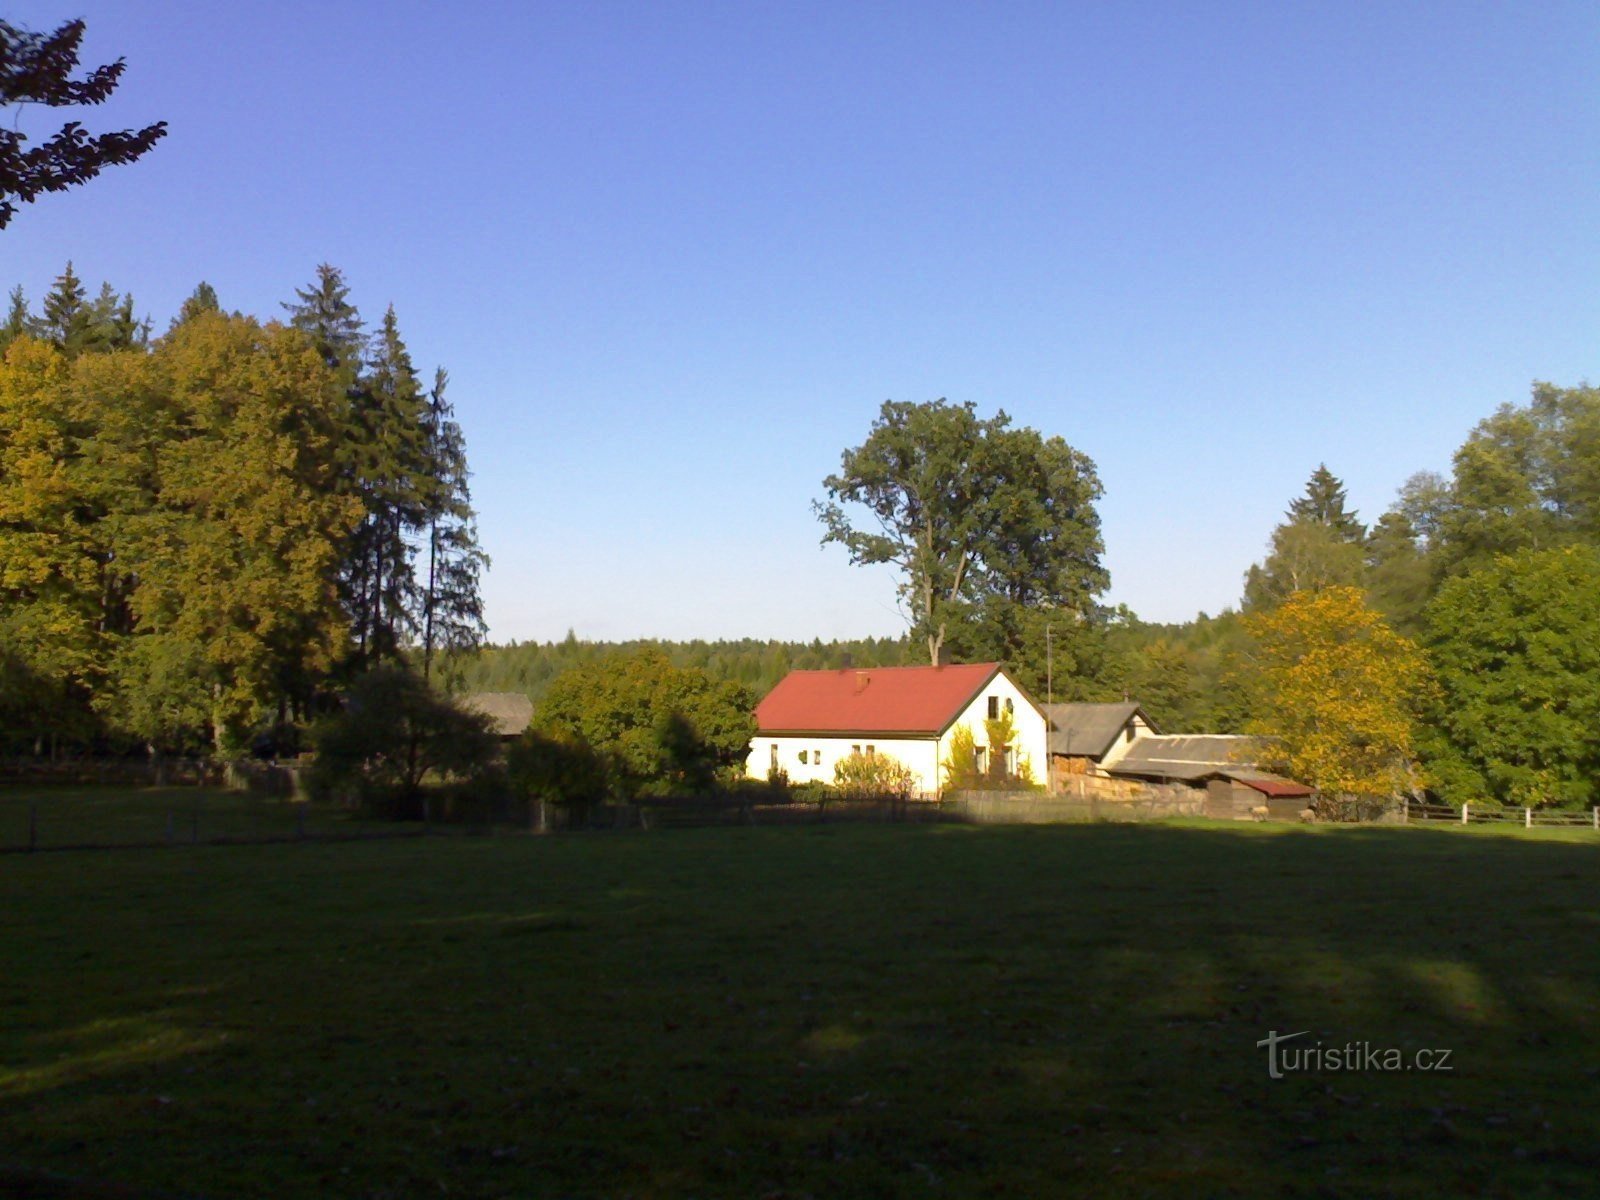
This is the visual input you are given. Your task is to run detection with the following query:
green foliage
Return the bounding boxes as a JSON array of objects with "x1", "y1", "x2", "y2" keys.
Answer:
[
  {"x1": 831, "y1": 750, "x2": 916, "y2": 801},
  {"x1": 0, "y1": 18, "x2": 167, "y2": 229},
  {"x1": 507, "y1": 729, "x2": 610, "y2": 811},
  {"x1": 816, "y1": 398, "x2": 1106, "y2": 670},
  {"x1": 1286, "y1": 463, "x2": 1365, "y2": 541},
  {"x1": 941, "y1": 723, "x2": 982, "y2": 790},
  {"x1": 454, "y1": 634, "x2": 912, "y2": 706},
  {"x1": 310, "y1": 665, "x2": 499, "y2": 811},
  {"x1": 1422, "y1": 547, "x2": 1600, "y2": 808},
  {"x1": 532, "y1": 650, "x2": 757, "y2": 798}
]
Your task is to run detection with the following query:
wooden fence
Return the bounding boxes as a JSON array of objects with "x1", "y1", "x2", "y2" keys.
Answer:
[{"x1": 1403, "y1": 799, "x2": 1600, "y2": 830}]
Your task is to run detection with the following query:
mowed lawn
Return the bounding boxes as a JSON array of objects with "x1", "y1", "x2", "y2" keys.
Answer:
[{"x1": 3, "y1": 818, "x2": 1599, "y2": 1198}]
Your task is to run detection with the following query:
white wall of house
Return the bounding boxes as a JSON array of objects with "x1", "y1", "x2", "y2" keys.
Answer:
[
  {"x1": 1095, "y1": 711, "x2": 1156, "y2": 771},
  {"x1": 748, "y1": 735, "x2": 943, "y2": 794},
  {"x1": 936, "y1": 670, "x2": 1050, "y2": 788},
  {"x1": 746, "y1": 668, "x2": 1050, "y2": 796}
]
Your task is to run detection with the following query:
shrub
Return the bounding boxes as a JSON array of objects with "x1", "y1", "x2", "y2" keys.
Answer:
[
  {"x1": 309, "y1": 664, "x2": 500, "y2": 815},
  {"x1": 833, "y1": 750, "x2": 916, "y2": 802}
]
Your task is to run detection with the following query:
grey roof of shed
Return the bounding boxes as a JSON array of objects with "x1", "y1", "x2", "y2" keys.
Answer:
[
  {"x1": 1104, "y1": 734, "x2": 1262, "y2": 781},
  {"x1": 1043, "y1": 702, "x2": 1151, "y2": 758},
  {"x1": 460, "y1": 692, "x2": 533, "y2": 737}
]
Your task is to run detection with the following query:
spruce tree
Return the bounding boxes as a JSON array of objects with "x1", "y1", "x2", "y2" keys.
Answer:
[
  {"x1": 283, "y1": 264, "x2": 364, "y2": 376},
  {"x1": 1286, "y1": 464, "x2": 1365, "y2": 541},
  {"x1": 418, "y1": 368, "x2": 488, "y2": 680},
  {"x1": 0, "y1": 286, "x2": 32, "y2": 353},
  {"x1": 351, "y1": 304, "x2": 432, "y2": 665},
  {"x1": 171, "y1": 281, "x2": 220, "y2": 328},
  {"x1": 40, "y1": 262, "x2": 92, "y2": 355}
]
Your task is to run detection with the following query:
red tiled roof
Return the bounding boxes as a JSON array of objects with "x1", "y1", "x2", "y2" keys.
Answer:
[{"x1": 755, "y1": 663, "x2": 1003, "y2": 736}]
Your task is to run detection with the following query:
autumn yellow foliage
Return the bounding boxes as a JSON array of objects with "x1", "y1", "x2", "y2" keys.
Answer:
[{"x1": 1241, "y1": 587, "x2": 1431, "y2": 799}]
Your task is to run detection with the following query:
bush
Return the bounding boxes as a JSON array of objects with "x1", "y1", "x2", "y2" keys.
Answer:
[
  {"x1": 507, "y1": 729, "x2": 610, "y2": 820},
  {"x1": 833, "y1": 751, "x2": 916, "y2": 802},
  {"x1": 310, "y1": 664, "x2": 500, "y2": 815}
]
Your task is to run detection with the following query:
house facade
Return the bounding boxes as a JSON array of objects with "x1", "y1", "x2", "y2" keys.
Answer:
[
  {"x1": 746, "y1": 663, "x2": 1049, "y2": 797},
  {"x1": 1043, "y1": 701, "x2": 1158, "y2": 780}
]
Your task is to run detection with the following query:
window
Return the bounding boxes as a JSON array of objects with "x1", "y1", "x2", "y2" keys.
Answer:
[
  {"x1": 987, "y1": 696, "x2": 999, "y2": 719},
  {"x1": 851, "y1": 744, "x2": 861, "y2": 755},
  {"x1": 975, "y1": 746, "x2": 988, "y2": 773},
  {"x1": 798, "y1": 750, "x2": 809, "y2": 765},
  {"x1": 1005, "y1": 746, "x2": 1016, "y2": 775},
  {"x1": 1005, "y1": 697, "x2": 1014, "y2": 715},
  {"x1": 814, "y1": 748, "x2": 823, "y2": 765},
  {"x1": 769, "y1": 744, "x2": 778, "y2": 770},
  {"x1": 866, "y1": 745, "x2": 876, "y2": 759}
]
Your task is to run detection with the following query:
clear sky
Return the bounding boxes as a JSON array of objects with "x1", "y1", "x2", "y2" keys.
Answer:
[{"x1": 7, "y1": 2, "x2": 1597, "y2": 642}]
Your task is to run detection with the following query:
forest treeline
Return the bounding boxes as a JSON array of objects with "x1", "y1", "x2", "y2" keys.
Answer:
[{"x1": 0, "y1": 264, "x2": 485, "y2": 757}]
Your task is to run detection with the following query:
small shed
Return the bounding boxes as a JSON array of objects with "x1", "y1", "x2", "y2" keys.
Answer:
[
  {"x1": 1043, "y1": 702, "x2": 1157, "y2": 778},
  {"x1": 459, "y1": 692, "x2": 534, "y2": 739}
]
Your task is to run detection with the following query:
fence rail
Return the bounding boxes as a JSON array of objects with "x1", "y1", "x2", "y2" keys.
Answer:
[{"x1": 1404, "y1": 799, "x2": 1600, "y2": 830}]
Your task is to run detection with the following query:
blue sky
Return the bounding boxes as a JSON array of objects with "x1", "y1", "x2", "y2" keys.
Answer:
[{"x1": 7, "y1": 2, "x2": 1597, "y2": 642}]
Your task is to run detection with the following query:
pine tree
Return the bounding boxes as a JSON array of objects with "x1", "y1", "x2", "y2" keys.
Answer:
[
  {"x1": 283, "y1": 264, "x2": 364, "y2": 375},
  {"x1": 419, "y1": 368, "x2": 488, "y2": 681},
  {"x1": 40, "y1": 262, "x2": 93, "y2": 355},
  {"x1": 85, "y1": 281, "x2": 146, "y2": 352},
  {"x1": 349, "y1": 304, "x2": 433, "y2": 666},
  {"x1": 171, "y1": 281, "x2": 220, "y2": 329},
  {"x1": 1286, "y1": 464, "x2": 1365, "y2": 541},
  {"x1": 0, "y1": 286, "x2": 33, "y2": 354}
]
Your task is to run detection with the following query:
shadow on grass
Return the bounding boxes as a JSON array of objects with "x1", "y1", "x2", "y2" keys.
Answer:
[{"x1": 1, "y1": 821, "x2": 1597, "y2": 1198}]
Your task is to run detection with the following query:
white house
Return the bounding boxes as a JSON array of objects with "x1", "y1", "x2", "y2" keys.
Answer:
[{"x1": 745, "y1": 662, "x2": 1049, "y2": 797}]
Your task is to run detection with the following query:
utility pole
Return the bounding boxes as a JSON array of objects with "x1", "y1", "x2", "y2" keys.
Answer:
[{"x1": 1046, "y1": 623, "x2": 1053, "y2": 707}]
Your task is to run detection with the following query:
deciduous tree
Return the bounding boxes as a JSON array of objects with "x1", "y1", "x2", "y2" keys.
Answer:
[
  {"x1": 1422, "y1": 547, "x2": 1600, "y2": 808},
  {"x1": 1239, "y1": 586, "x2": 1430, "y2": 803},
  {"x1": 0, "y1": 18, "x2": 167, "y2": 229}
]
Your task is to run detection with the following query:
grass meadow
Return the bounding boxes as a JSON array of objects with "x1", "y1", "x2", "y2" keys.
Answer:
[{"x1": 2, "y1": 810, "x2": 1598, "y2": 1198}]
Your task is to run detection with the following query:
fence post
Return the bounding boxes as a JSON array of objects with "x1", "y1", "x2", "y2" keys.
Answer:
[
  {"x1": 1461, "y1": 803, "x2": 1468, "y2": 825},
  {"x1": 1525, "y1": 806, "x2": 1532, "y2": 829},
  {"x1": 1403, "y1": 798, "x2": 1409, "y2": 824},
  {"x1": 1594, "y1": 807, "x2": 1598, "y2": 831}
]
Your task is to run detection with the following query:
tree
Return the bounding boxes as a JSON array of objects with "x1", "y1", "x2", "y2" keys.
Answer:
[
  {"x1": 0, "y1": 285, "x2": 33, "y2": 352},
  {"x1": 129, "y1": 312, "x2": 360, "y2": 749},
  {"x1": 171, "y1": 281, "x2": 220, "y2": 329},
  {"x1": 532, "y1": 650, "x2": 757, "y2": 797},
  {"x1": 816, "y1": 399, "x2": 1107, "y2": 668},
  {"x1": 1239, "y1": 587, "x2": 1430, "y2": 806},
  {"x1": 507, "y1": 728, "x2": 610, "y2": 823},
  {"x1": 311, "y1": 664, "x2": 498, "y2": 810},
  {"x1": 1431, "y1": 383, "x2": 1600, "y2": 574},
  {"x1": 0, "y1": 18, "x2": 167, "y2": 229},
  {"x1": 1422, "y1": 547, "x2": 1600, "y2": 808},
  {"x1": 1242, "y1": 519, "x2": 1367, "y2": 611},
  {"x1": 1286, "y1": 463, "x2": 1365, "y2": 541},
  {"x1": 419, "y1": 368, "x2": 487, "y2": 681},
  {"x1": 39, "y1": 261, "x2": 91, "y2": 354}
]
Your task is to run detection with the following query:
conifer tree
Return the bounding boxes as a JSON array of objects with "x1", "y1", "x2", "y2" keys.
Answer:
[
  {"x1": 171, "y1": 281, "x2": 220, "y2": 328},
  {"x1": 40, "y1": 261, "x2": 92, "y2": 355},
  {"x1": 0, "y1": 286, "x2": 32, "y2": 353},
  {"x1": 419, "y1": 368, "x2": 488, "y2": 680},
  {"x1": 1286, "y1": 464, "x2": 1365, "y2": 541}
]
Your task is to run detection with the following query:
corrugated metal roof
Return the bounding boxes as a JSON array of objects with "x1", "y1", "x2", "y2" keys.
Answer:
[
  {"x1": 755, "y1": 663, "x2": 1003, "y2": 735},
  {"x1": 1217, "y1": 769, "x2": 1316, "y2": 798},
  {"x1": 460, "y1": 692, "x2": 534, "y2": 738},
  {"x1": 1104, "y1": 734, "x2": 1261, "y2": 782},
  {"x1": 1043, "y1": 702, "x2": 1150, "y2": 758}
]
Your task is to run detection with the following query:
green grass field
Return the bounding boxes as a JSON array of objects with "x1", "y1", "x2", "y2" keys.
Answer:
[{"x1": 3, "y1": 814, "x2": 1598, "y2": 1198}]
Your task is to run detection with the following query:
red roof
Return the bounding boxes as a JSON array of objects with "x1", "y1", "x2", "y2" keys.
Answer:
[
  {"x1": 755, "y1": 663, "x2": 1004, "y2": 736},
  {"x1": 1235, "y1": 776, "x2": 1315, "y2": 798}
]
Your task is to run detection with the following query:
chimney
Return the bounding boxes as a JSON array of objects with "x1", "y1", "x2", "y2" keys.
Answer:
[
  {"x1": 854, "y1": 671, "x2": 871, "y2": 694},
  {"x1": 839, "y1": 652, "x2": 853, "y2": 670},
  {"x1": 935, "y1": 645, "x2": 953, "y2": 667}
]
